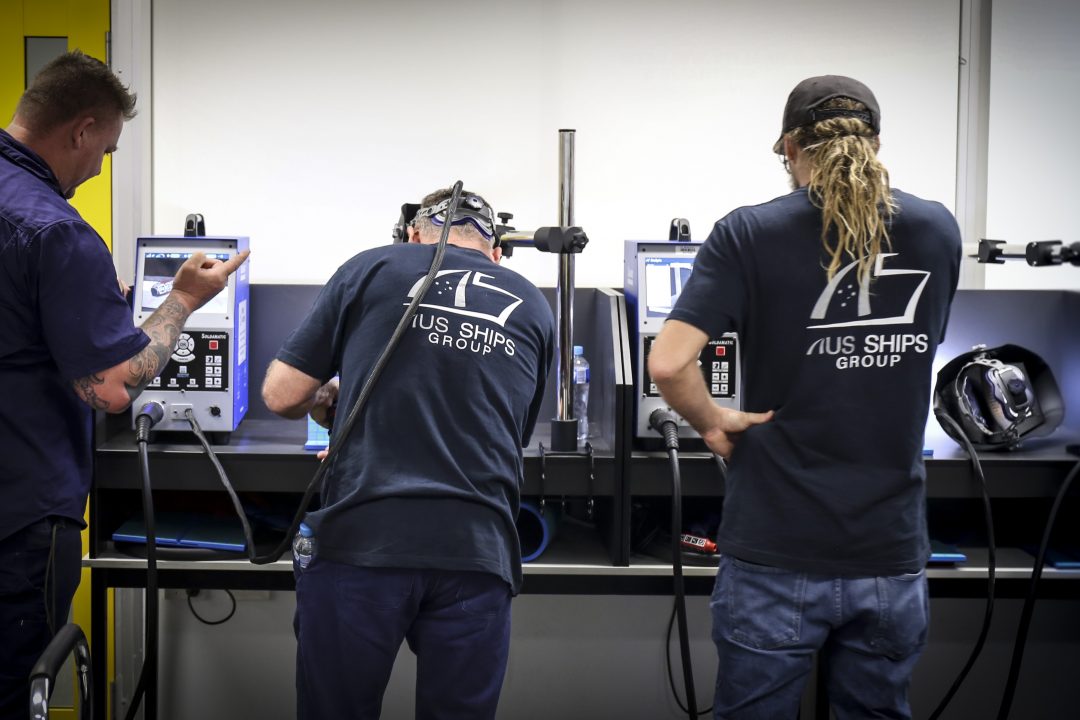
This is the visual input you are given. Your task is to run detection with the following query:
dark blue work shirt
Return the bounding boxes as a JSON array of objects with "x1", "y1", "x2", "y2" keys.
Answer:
[
  {"x1": 668, "y1": 188, "x2": 961, "y2": 576},
  {"x1": 278, "y1": 243, "x2": 554, "y2": 593},
  {"x1": 0, "y1": 129, "x2": 148, "y2": 541}
]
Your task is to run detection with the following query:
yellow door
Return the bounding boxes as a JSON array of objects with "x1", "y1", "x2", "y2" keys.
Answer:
[
  {"x1": 1, "y1": 0, "x2": 114, "y2": 247},
  {"x1": 1, "y1": 1, "x2": 114, "y2": 717}
]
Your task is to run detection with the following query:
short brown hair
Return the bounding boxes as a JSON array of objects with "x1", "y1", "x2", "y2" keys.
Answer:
[{"x1": 16, "y1": 50, "x2": 137, "y2": 133}]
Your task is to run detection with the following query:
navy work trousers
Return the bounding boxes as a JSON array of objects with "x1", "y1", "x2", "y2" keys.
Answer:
[
  {"x1": 294, "y1": 558, "x2": 512, "y2": 720},
  {"x1": 0, "y1": 517, "x2": 82, "y2": 720}
]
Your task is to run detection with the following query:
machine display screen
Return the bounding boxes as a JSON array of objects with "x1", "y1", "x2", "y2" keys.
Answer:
[
  {"x1": 140, "y1": 251, "x2": 231, "y2": 315},
  {"x1": 643, "y1": 254, "x2": 695, "y2": 318}
]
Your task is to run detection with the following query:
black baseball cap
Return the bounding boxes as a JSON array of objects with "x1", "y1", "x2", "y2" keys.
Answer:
[{"x1": 773, "y1": 75, "x2": 881, "y2": 154}]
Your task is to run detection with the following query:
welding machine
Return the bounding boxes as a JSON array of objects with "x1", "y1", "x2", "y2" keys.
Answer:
[
  {"x1": 624, "y1": 240, "x2": 741, "y2": 450},
  {"x1": 130, "y1": 235, "x2": 250, "y2": 439}
]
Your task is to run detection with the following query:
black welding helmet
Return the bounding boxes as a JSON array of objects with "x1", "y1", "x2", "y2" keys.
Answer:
[{"x1": 933, "y1": 344, "x2": 1064, "y2": 451}]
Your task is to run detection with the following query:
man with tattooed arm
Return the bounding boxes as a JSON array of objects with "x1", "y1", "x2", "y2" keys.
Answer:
[{"x1": 0, "y1": 51, "x2": 248, "y2": 719}]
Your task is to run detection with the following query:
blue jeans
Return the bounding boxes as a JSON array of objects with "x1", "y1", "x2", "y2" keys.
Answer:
[
  {"x1": 710, "y1": 555, "x2": 929, "y2": 720},
  {"x1": 294, "y1": 558, "x2": 512, "y2": 720}
]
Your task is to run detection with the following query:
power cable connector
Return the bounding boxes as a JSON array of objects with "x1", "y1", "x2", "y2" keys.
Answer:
[{"x1": 135, "y1": 401, "x2": 165, "y2": 443}]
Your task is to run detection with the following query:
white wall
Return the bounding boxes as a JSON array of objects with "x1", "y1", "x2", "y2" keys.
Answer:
[
  {"x1": 110, "y1": 0, "x2": 154, "y2": 284},
  {"x1": 983, "y1": 0, "x2": 1080, "y2": 290},
  {"x1": 150, "y1": 0, "x2": 960, "y2": 289}
]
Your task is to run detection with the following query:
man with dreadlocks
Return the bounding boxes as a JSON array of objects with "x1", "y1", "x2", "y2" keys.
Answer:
[{"x1": 650, "y1": 76, "x2": 961, "y2": 718}]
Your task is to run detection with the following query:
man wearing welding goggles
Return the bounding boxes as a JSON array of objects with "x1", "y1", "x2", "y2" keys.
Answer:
[{"x1": 263, "y1": 187, "x2": 554, "y2": 719}]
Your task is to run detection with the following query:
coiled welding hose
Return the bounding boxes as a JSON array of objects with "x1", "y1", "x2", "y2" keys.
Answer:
[{"x1": 649, "y1": 409, "x2": 700, "y2": 720}]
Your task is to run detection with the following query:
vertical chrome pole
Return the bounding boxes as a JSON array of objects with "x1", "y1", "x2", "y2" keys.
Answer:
[{"x1": 556, "y1": 129, "x2": 576, "y2": 425}]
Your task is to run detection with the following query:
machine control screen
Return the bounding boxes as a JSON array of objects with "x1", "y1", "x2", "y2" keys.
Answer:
[
  {"x1": 643, "y1": 255, "x2": 696, "y2": 318},
  {"x1": 140, "y1": 251, "x2": 231, "y2": 316}
]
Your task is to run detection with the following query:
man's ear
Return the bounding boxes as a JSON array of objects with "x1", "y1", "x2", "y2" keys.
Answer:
[
  {"x1": 70, "y1": 116, "x2": 96, "y2": 149},
  {"x1": 783, "y1": 135, "x2": 799, "y2": 164},
  {"x1": 491, "y1": 245, "x2": 503, "y2": 264},
  {"x1": 406, "y1": 225, "x2": 421, "y2": 243}
]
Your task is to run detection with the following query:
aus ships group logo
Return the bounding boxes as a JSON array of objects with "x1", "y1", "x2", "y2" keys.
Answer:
[
  {"x1": 405, "y1": 269, "x2": 524, "y2": 356},
  {"x1": 805, "y1": 253, "x2": 930, "y2": 369}
]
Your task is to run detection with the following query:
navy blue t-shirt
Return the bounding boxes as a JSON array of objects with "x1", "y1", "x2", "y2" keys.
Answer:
[
  {"x1": 668, "y1": 187, "x2": 961, "y2": 576},
  {"x1": 277, "y1": 243, "x2": 554, "y2": 593},
  {"x1": 0, "y1": 129, "x2": 149, "y2": 541}
]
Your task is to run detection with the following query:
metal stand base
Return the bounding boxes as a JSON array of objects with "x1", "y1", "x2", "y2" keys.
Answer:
[{"x1": 549, "y1": 419, "x2": 579, "y2": 452}]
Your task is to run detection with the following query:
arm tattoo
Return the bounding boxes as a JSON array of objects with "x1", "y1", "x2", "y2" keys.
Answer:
[
  {"x1": 124, "y1": 297, "x2": 192, "y2": 402},
  {"x1": 73, "y1": 373, "x2": 111, "y2": 411}
]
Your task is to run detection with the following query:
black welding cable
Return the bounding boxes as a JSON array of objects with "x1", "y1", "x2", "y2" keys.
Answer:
[
  {"x1": 186, "y1": 589, "x2": 238, "y2": 626},
  {"x1": 187, "y1": 182, "x2": 464, "y2": 565},
  {"x1": 928, "y1": 413, "x2": 996, "y2": 720},
  {"x1": 665, "y1": 599, "x2": 713, "y2": 717},
  {"x1": 996, "y1": 458, "x2": 1080, "y2": 719},
  {"x1": 667, "y1": 445, "x2": 698, "y2": 720},
  {"x1": 124, "y1": 406, "x2": 163, "y2": 720},
  {"x1": 649, "y1": 409, "x2": 699, "y2": 720}
]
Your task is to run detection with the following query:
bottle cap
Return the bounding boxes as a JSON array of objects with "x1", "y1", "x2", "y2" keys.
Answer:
[
  {"x1": 299, "y1": 522, "x2": 313, "y2": 537},
  {"x1": 573, "y1": 345, "x2": 584, "y2": 356}
]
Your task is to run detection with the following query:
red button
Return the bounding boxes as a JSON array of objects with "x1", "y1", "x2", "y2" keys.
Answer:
[
  {"x1": 715, "y1": 347, "x2": 726, "y2": 356},
  {"x1": 209, "y1": 340, "x2": 219, "y2": 350}
]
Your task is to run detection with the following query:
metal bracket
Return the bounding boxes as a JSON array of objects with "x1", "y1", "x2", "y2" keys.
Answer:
[
  {"x1": 536, "y1": 442, "x2": 596, "y2": 520},
  {"x1": 538, "y1": 442, "x2": 548, "y2": 515},
  {"x1": 585, "y1": 442, "x2": 595, "y2": 521}
]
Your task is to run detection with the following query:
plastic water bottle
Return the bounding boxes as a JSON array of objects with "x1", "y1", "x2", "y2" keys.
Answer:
[
  {"x1": 293, "y1": 522, "x2": 315, "y2": 569},
  {"x1": 573, "y1": 345, "x2": 590, "y2": 443}
]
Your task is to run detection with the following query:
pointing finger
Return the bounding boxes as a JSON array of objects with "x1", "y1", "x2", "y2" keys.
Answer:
[{"x1": 221, "y1": 249, "x2": 250, "y2": 274}]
